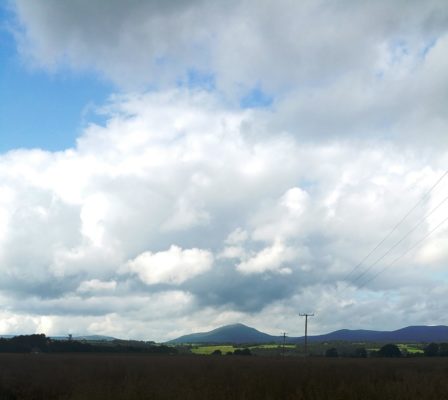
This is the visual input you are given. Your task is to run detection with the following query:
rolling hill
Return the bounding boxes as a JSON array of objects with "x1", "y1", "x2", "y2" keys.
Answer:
[
  {"x1": 168, "y1": 323, "x2": 280, "y2": 344},
  {"x1": 168, "y1": 324, "x2": 448, "y2": 344}
]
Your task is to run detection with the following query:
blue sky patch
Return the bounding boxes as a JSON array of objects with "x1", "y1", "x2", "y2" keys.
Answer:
[
  {"x1": 240, "y1": 86, "x2": 273, "y2": 109},
  {"x1": 0, "y1": 5, "x2": 112, "y2": 153}
]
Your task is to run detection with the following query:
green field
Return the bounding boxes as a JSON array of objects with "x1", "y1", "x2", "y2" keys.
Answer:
[
  {"x1": 190, "y1": 345, "x2": 236, "y2": 354},
  {"x1": 366, "y1": 344, "x2": 424, "y2": 354},
  {"x1": 190, "y1": 344, "x2": 296, "y2": 354},
  {"x1": 397, "y1": 344, "x2": 424, "y2": 354}
]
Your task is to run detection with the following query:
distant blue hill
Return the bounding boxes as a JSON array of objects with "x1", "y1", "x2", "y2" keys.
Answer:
[
  {"x1": 303, "y1": 325, "x2": 448, "y2": 343},
  {"x1": 1, "y1": 335, "x2": 116, "y2": 341},
  {"x1": 52, "y1": 335, "x2": 117, "y2": 341},
  {"x1": 168, "y1": 324, "x2": 448, "y2": 344}
]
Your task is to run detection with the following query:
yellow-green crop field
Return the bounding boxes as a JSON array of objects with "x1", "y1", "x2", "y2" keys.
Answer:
[
  {"x1": 191, "y1": 344, "x2": 296, "y2": 354},
  {"x1": 397, "y1": 344, "x2": 424, "y2": 354},
  {"x1": 191, "y1": 345, "x2": 236, "y2": 355},
  {"x1": 366, "y1": 344, "x2": 424, "y2": 354}
]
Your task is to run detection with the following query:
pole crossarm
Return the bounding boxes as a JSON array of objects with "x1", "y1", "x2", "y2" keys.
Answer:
[{"x1": 299, "y1": 313, "x2": 314, "y2": 355}]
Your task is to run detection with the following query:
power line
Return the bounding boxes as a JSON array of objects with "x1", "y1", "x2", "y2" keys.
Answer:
[
  {"x1": 348, "y1": 192, "x2": 448, "y2": 287},
  {"x1": 357, "y1": 213, "x2": 448, "y2": 289},
  {"x1": 342, "y1": 170, "x2": 448, "y2": 282}
]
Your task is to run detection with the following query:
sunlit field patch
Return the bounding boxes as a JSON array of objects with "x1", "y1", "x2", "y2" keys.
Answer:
[{"x1": 190, "y1": 345, "x2": 236, "y2": 354}]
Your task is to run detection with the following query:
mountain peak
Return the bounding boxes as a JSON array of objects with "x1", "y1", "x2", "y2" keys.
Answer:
[
  {"x1": 218, "y1": 323, "x2": 250, "y2": 330},
  {"x1": 168, "y1": 323, "x2": 276, "y2": 344}
]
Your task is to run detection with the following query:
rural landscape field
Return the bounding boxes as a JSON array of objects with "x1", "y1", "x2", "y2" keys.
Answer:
[
  {"x1": 1, "y1": 327, "x2": 447, "y2": 399},
  {"x1": 2, "y1": 0, "x2": 448, "y2": 399},
  {"x1": 1, "y1": 354, "x2": 448, "y2": 400}
]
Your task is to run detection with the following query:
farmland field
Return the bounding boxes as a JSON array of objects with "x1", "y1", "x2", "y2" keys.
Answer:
[
  {"x1": 1, "y1": 354, "x2": 448, "y2": 399},
  {"x1": 190, "y1": 345, "x2": 236, "y2": 354},
  {"x1": 366, "y1": 343, "x2": 425, "y2": 355},
  {"x1": 190, "y1": 343, "x2": 296, "y2": 354}
]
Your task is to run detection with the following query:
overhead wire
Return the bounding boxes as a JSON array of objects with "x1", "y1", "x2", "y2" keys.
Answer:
[
  {"x1": 348, "y1": 192, "x2": 448, "y2": 287},
  {"x1": 357, "y1": 213, "x2": 448, "y2": 290},
  {"x1": 342, "y1": 169, "x2": 448, "y2": 285}
]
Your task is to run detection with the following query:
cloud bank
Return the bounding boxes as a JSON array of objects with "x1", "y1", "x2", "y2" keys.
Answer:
[
  {"x1": 0, "y1": 90, "x2": 447, "y2": 340},
  {"x1": 1, "y1": 0, "x2": 447, "y2": 340}
]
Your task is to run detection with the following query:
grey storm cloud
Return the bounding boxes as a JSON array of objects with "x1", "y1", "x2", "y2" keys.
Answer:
[
  {"x1": 12, "y1": 0, "x2": 448, "y2": 88},
  {"x1": 0, "y1": 1, "x2": 447, "y2": 340}
]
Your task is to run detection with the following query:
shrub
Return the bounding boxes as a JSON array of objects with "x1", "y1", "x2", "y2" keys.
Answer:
[
  {"x1": 424, "y1": 343, "x2": 439, "y2": 357},
  {"x1": 378, "y1": 344, "x2": 401, "y2": 358},
  {"x1": 354, "y1": 347, "x2": 367, "y2": 358},
  {"x1": 234, "y1": 348, "x2": 252, "y2": 356},
  {"x1": 325, "y1": 348, "x2": 338, "y2": 357},
  {"x1": 439, "y1": 343, "x2": 448, "y2": 356}
]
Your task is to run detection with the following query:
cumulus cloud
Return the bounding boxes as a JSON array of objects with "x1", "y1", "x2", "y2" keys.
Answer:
[
  {"x1": 236, "y1": 241, "x2": 295, "y2": 275},
  {"x1": 0, "y1": 89, "x2": 447, "y2": 339},
  {"x1": 1, "y1": 1, "x2": 448, "y2": 340},
  {"x1": 77, "y1": 279, "x2": 117, "y2": 293},
  {"x1": 9, "y1": 0, "x2": 448, "y2": 148},
  {"x1": 126, "y1": 245, "x2": 213, "y2": 285}
]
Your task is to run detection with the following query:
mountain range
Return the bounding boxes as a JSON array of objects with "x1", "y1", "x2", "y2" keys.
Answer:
[{"x1": 168, "y1": 323, "x2": 448, "y2": 344}]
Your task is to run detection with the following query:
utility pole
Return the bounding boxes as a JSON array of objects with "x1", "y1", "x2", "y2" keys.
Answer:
[
  {"x1": 282, "y1": 332, "x2": 287, "y2": 356},
  {"x1": 299, "y1": 313, "x2": 314, "y2": 354}
]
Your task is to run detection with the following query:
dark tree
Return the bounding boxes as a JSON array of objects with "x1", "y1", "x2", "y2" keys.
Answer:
[
  {"x1": 325, "y1": 348, "x2": 338, "y2": 357},
  {"x1": 233, "y1": 348, "x2": 252, "y2": 356},
  {"x1": 354, "y1": 347, "x2": 367, "y2": 358},
  {"x1": 439, "y1": 343, "x2": 448, "y2": 356},
  {"x1": 211, "y1": 349, "x2": 222, "y2": 355},
  {"x1": 378, "y1": 344, "x2": 401, "y2": 358},
  {"x1": 424, "y1": 343, "x2": 439, "y2": 357}
]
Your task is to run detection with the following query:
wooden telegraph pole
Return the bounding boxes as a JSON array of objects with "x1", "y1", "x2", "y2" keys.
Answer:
[
  {"x1": 282, "y1": 332, "x2": 287, "y2": 356},
  {"x1": 299, "y1": 313, "x2": 314, "y2": 354}
]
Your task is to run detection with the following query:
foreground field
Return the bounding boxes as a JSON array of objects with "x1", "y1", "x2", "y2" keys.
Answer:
[{"x1": 0, "y1": 354, "x2": 447, "y2": 399}]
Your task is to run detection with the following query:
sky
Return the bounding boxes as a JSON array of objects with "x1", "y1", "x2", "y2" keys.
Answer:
[{"x1": 0, "y1": 0, "x2": 447, "y2": 342}]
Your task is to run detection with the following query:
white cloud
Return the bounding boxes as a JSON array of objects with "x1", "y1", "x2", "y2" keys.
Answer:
[
  {"x1": 218, "y1": 246, "x2": 246, "y2": 260},
  {"x1": 9, "y1": 1, "x2": 448, "y2": 150},
  {"x1": 126, "y1": 245, "x2": 213, "y2": 285},
  {"x1": 280, "y1": 187, "x2": 309, "y2": 216},
  {"x1": 225, "y1": 228, "x2": 248, "y2": 245},
  {"x1": 80, "y1": 194, "x2": 109, "y2": 246},
  {"x1": 236, "y1": 241, "x2": 296, "y2": 275},
  {"x1": 161, "y1": 197, "x2": 210, "y2": 232},
  {"x1": 77, "y1": 279, "x2": 117, "y2": 293},
  {"x1": 0, "y1": 89, "x2": 446, "y2": 338},
  {"x1": 3, "y1": 0, "x2": 448, "y2": 338}
]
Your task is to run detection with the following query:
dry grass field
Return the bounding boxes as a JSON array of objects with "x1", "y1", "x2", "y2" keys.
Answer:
[{"x1": 0, "y1": 354, "x2": 447, "y2": 399}]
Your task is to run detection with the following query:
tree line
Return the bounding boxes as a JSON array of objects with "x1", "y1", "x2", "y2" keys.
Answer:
[
  {"x1": 325, "y1": 343, "x2": 448, "y2": 358},
  {"x1": 0, "y1": 334, "x2": 177, "y2": 354}
]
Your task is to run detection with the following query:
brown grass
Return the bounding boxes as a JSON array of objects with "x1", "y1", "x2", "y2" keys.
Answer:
[{"x1": 0, "y1": 354, "x2": 447, "y2": 399}]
